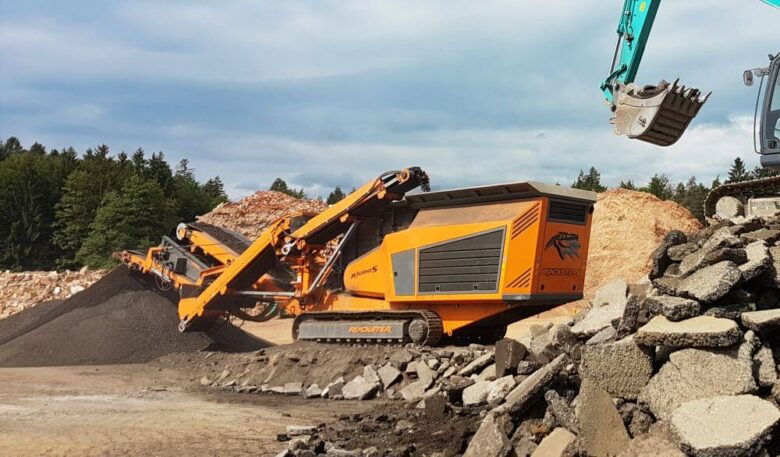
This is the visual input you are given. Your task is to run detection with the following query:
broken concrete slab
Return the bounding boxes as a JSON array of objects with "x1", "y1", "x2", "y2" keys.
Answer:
[
  {"x1": 616, "y1": 295, "x2": 642, "y2": 339},
  {"x1": 638, "y1": 344, "x2": 758, "y2": 420},
  {"x1": 635, "y1": 316, "x2": 741, "y2": 348},
  {"x1": 585, "y1": 325, "x2": 616, "y2": 345},
  {"x1": 531, "y1": 427, "x2": 577, "y2": 457},
  {"x1": 377, "y1": 363, "x2": 402, "y2": 389},
  {"x1": 741, "y1": 309, "x2": 780, "y2": 333},
  {"x1": 578, "y1": 379, "x2": 630, "y2": 457},
  {"x1": 341, "y1": 376, "x2": 379, "y2": 400},
  {"x1": 592, "y1": 278, "x2": 628, "y2": 307},
  {"x1": 754, "y1": 346, "x2": 777, "y2": 388},
  {"x1": 704, "y1": 302, "x2": 756, "y2": 320},
  {"x1": 667, "y1": 242, "x2": 698, "y2": 262},
  {"x1": 645, "y1": 296, "x2": 701, "y2": 322},
  {"x1": 677, "y1": 261, "x2": 742, "y2": 304},
  {"x1": 671, "y1": 395, "x2": 780, "y2": 457},
  {"x1": 303, "y1": 384, "x2": 322, "y2": 399},
  {"x1": 653, "y1": 276, "x2": 681, "y2": 296},
  {"x1": 495, "y1": 338, "x2": 526, "y2": 377},
  {"x1": 284, "y1": 382, "x2": 304, "y2": 396},
  {"x1": 462, "y1": 380, "x2": 492, "y2": 406},
  {"x1": 487, "y1": 375, "x2": 517, "y2": 407},
  {"x1": 739, "y1": 241, "x2": 771, "y2": 282},
  {"x1": 571, "y1": 303, "x2": 625, "y2": 338},
  {"x1": 650, "y1": 231, "x2": 687, "y2": 280},
  {"x1": 493, "y1": 354, "x2": 566, "y2": 417},
  {"x1": 581, "y1": 336, "x2": 653, "y2": 400},
  {"x1": 462, "y1": 412, "x2": 513, "y2": 457},
  {"x1": 477, "y1": 363, "x2": 497, "y2": 382},
  {"x1": 742, "y1": 228, "x2": 780, "y2": 244},
  {"x1": 544, "y1": 390, "x2": 578, "y2": 434},
  {"x1": 321, "y1": 377, "x2": 344, "y2": 399},
  {"x1": 458, "y1": 352, "x2": 494, "y2": 376}
]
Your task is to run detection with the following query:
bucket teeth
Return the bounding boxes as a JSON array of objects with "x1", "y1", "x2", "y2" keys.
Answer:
[{"x1": 612, "y1": 78, "x2": 709, "y2": 147}]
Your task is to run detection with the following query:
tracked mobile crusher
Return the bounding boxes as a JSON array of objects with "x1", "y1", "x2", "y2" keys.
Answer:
[{"x1": 122, "y1": 168, "x2": 596, "y2": 345}]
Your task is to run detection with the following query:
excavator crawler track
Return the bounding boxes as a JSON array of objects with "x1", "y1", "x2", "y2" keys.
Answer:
[
  {"x1": 704, "y1": 175, "x2": 780, "y2": 220},
  {"x1": 292, "y1": 310, "x2": 443, "y2": 346}
]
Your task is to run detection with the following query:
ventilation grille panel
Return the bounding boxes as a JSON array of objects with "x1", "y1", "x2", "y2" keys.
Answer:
[
  {"x1": 418, "y1": 230, "x2": 504, "y2": 294},
  {"x1": 548, "y1": 199, "x2": 588, "y2": 224}
]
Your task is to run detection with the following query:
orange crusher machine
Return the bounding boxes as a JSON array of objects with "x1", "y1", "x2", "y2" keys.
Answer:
[{"x1": 121, "y1": 167, "x2": 596, "y2": 345}]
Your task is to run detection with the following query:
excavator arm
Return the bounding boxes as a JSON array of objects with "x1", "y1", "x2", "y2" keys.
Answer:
[{"x1": 601, "y1": 0, "x2": 710, "y2": 146}]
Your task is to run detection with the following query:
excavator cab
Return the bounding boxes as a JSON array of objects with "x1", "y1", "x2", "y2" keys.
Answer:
[{"x1": 745, "y1": 53, "x2": 780, "y2": 168}]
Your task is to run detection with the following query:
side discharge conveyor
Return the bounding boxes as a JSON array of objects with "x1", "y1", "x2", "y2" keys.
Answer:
[{"x1": 121, "y1": 167, "x2": 596, "y2": 345}]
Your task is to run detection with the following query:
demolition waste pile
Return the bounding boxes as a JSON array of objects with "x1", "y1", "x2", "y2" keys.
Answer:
[{"x1": 9, "y1": 189, "x2": 780, "y2": 456}]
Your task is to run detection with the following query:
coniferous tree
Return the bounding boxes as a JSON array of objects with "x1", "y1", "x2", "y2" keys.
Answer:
[
  {"x1": 726, "y1": 157, "x2": 750, "y2": 183},
  {"x1": 618, "y1": 180, "x2": 637, "y2": 190},
  {"x1": 326, "y1": 186, "x2": 346, "y2": 204},
  {"x1": 571, "y1": 167, "x2": 607, "y2": 192},
  {"x1": 641, "y1": 174, "x2": 673, "y2": 200},
  {"x1": 202, "y1": 176, "x2": 228, "y2": 206}
]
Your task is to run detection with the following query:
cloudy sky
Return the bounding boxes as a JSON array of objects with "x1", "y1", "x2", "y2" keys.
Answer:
[{"x1": 1, "y1": 1, "x2": 779, "y2": 198}]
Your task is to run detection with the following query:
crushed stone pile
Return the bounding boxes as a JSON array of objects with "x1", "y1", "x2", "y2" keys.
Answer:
[
  {"x1": 0, "y1": 267, "x2": 268, "y2": 367},
  {"x1": 193, "y1": 214, "x2": 780, "y2": 457},
  {"x1": 0, "y1": 267, "x2": 108, "y2": 319},
  {"x1": 196, "y1": 191, "x2": 328, "y2": 239}
]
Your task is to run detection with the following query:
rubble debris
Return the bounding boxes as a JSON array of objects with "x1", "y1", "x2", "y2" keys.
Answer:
[
  {"x1": 635, "y1": 315, "x2": 742, "y2": 348},
  {"x1": 495, "y1": 338, "x2": 526, "y2": 377},
  {"x1": 677, "y1": 261, "x2": 742, "y2": 303},
  {"x1": 715, "y1": 196, "x2": 744, "y2": 220},
  {"x1": 0, "y1": 268, "x2": 107, "y2": 320},
  {"x1": 531, "y1": 427, "x2": 577, "y2": 457},
  {"x1": 463, "y1": 412, "x2": 513, "y2": 457},
  {"x1": 645, "y1": 296, "x2": 700, "y2": 321},
  {"x1": 741, "y1": 309, "x2": 780, "y2": 333},
  {"x1": 494, "y1": 354, "x2": 566, "y2": 417},
  {"x1": 571, "y1": 302, "x2": 625, "y2": 337},
  {"x1": 578, "y1": 379, "x2": 630, "y2": 457},
  {"x1": 580, "y1": 337, "x2": 653, "y2": 400},
  {"x1": 671, "y1": 395, "x2": 780, "y2": 457},
  {"x1": 196, "y1": 190, "x2": 328, "y2": 240},
  {"x1": 638, "y1": 343, "x2": 758, "y2": 420},
  {"x1": 649, "y1": 231, "x2": 687, "y2": 280}
]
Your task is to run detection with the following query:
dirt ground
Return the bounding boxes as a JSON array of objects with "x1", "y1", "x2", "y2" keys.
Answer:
[{"x1": 0, "y1": 364, "x2": 370, "y2": 457}]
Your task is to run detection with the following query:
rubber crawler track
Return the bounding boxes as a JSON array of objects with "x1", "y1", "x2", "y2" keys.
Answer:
[{"x1": 292, "y1": 310, "x2": 444, "y2": 346}]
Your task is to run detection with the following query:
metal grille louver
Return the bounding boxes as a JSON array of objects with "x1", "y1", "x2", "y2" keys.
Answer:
[
  {"x1": 418, "y1": 230, "x2": 504, "y2": 294},
  {"x1": 548, "y1": 200, "x2": 588, "y2": 224}
]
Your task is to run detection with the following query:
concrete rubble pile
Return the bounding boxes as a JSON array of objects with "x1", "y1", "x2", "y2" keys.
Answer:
[
  {"x1": 196, "y1": 190, "x2": 328, "y2": 239},
  {"x1": 0, "y1": 267, "x2": 107, "y2": 319},
  {"x1": 193, "y1": 213, "x2": 780, "y2": 457}
]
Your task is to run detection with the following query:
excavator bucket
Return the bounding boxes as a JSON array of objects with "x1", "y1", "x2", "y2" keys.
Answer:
[{"x1": 612, "y1": 79, "x2": 710, "y2": 147}]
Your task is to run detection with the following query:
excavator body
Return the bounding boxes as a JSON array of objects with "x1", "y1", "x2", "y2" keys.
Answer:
[{"x1": 121, "y1": 168, "x2": 596, "y2": 345}]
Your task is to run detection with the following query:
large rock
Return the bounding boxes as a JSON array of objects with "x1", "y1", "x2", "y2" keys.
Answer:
[
  {"x1": 635, "y1": 316, "x2": 742, "y2": 348},
  {"x1": 677, "y1": 261, "x2": 742, "y2": 304},
  {"x1": 739, "y1": 240, "x2": 771, "y2": 282},
  {"x1": 741, "y1": 308, "x2": 780, "y2": 333},
  {"x1": 650, "y1": 231, "x2": 687, "y2": 280},
  {"x1": 341, "y1": 376, "x2": 379, "y2": 400},
  {"x1": 638, "y1": 343, "x2": 758, "y2": 420},
  {"x1": 580, "y1": 336, "x2": 653, "y2": 400},
  {"x1": 571, "y1": 303, "x2": 625, "y2": 338},
  {"x1": 531, "y1": 427, "x2": 577, "y2": 457},
  {"x1": 593, "y1": 278, "x2": 628, "y2": 307},
  {"x1": 645, "y1": 296, "x2": 701, "y2": 322},
  {"x1": 495, "y1": 338, "x2": 526, "y2": 377},
  {"x1": 671, "y1": 395, "x2": 780, "y2": 457},
  {"x1": 578, "y1": 379, "x2": 630, "y2": 457},
  {"x1": 487, "y1": 375, "x2": 517, "y2": 406},
  {"x1": 742, "y1": 228, "x2": 780, "y2": 244},
  {"x1": 463, "y1": 381, "x2": 492, "y2": 406},
  {"x1": 493, "y1": 354, "x2": 566, "y2": 417},
  {"x1": 463, "y1": 412, "x2": 513, "y2": 457},
  {"x1": 377, "y1": 363, "x2": 402, "y2": 389}
]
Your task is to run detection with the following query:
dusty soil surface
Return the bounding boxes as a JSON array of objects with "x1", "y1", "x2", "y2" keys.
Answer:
[{"x1": 0, "y1": 363, "x2": 371, "y2": 457}]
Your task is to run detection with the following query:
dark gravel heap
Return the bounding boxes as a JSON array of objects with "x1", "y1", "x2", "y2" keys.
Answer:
[{"x1": 0, "y1": 267, "x2": 267, "y2": 367}]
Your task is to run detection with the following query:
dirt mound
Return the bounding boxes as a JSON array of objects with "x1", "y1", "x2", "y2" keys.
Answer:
[
  {"x1": 197, "y1": 191, "x2": 328, "y2": 240},
  {"x1": 0, "y1": 268, "x2": 268, "y2": 367},
  {"x1": 549, "y1": 189, "x2": 702, "y2": 315},
  {"x1": 0, "y1": 268, "x2": 108, "y2": 319}
]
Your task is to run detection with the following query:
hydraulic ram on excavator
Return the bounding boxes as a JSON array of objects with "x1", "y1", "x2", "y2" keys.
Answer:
[{"x1": 122, "y1": 167, "x2": 596, "y2": 345}]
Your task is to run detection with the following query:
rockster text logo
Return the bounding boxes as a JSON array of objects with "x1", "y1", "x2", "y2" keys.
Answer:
[{"x1": 350, "y1": 265, "x2": 378, "y2": 279}]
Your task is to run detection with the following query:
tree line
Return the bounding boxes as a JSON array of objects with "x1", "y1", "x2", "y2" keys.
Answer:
[
  {"x1": 0, "y1": 137, "x2": 227, "y2": 270},
  {"x1": 571, "y1": 157, "x2": 779, "y2": 221}
]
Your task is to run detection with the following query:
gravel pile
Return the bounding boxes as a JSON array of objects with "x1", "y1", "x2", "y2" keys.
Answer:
[
  {"x1": 0, "y1": 268, "x2": 268, "y2": 367},
  {"x1": 195, "y1": 215, "x2": 780, "y2": 457}
]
